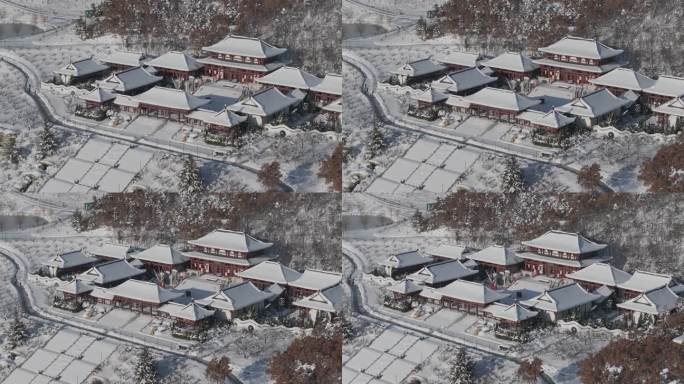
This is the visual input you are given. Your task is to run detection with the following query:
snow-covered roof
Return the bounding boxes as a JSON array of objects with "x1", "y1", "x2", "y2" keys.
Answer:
[
  {"x1": 617, "y1": 270, "x2": 673, "y2": 293},
  {"x1": 505, "y1": 277, "x2": 552, "y2": 302},
  {"x1": 57, "y1": 279, "x2": 94, "y2": 295},
  {"x1": 589, "y1": 68, "x2": 655, "y2": 91},
  {"x1": 321, "y1": 97, "x2": 342, "y2": 113},
  {"x1": 643, "y1": 75, "x2": 684, "y2": 98},
  {"x1": 289, "y1": 269, "x2": 342, "y2": 291},
  {"x1": 418, "y1": 286, "x2": 443, "y2": 301},
  {"x1": 484, "y1": 302, "x2": 538, "y2": 322},
  {"x1": 183, "y1": 252, "x2": 276, "y2": 266},
  {"x1": 159, "y1": 301, "x2": 215, "y2": 321},
  {"x1": 192, "y1": 82, "x2": 243, "y2": 111},
  {"x1": 516, "y1": 252, "x2": 611, "y2": 268},
  {"x1": 133, "y1": 86, "x2": 210, "y2": 111},
  {"x1": 407, "y1": 260, "x2": 478, "y2": 285},
  {"x1": 100, "y1": 51, "x2": 147, "y2": 67},
  {"x1": 437, "y1": 51, "x2": 482, "y2": 68},
  {"x1": 617, "y1": 286, "x2": 680, "y2": 315},
  {"x1": 431, "y1": 67, "x2": 498, "y2": 94},
  {"x1": 467, "y1": 245, "x2": 522, "y2": 266},
  {"x1": 133, "y1": 244, "x2": 189, "y2": 265},
  {"x1": 90, "y1": 287, "x2": 114, "y2": 301},
  {"x1": 392, "y1": 58, "x2": 446, "y2": 78},
  {"x1": 188, "y1": 229, "x2": 273, "y2": 253},
  {"x1": 516, "y1": 110, "x2": 576, "y2": 129},
  {"x1": 566, "y1": 263, "x2": 632, "y2": 287},
  {"x1": 445, "y1": 95, "x2": 471, "y2": 109},
  {"x1": 412, "y1": 88, "x2": 448, "y2": 104},
  {"x1": 227, "y1": 87, "x2": 299, "y2": 117},
  {"x1": 113, "y1": 94, "x2": 139, "y2": 108},
  {"x1": 425, "y1": 245, "x2": 471, "y2": 261},
  {"x1": 147, "y1": 51, "x2": 203, "y2": 72},
  {"x1": 203, "y1": 35, "x2": 287, "y2": 58},
  {"x1": 88, "y1": 243, "x2": 135, "y2": 260},
  {"x1": 79, "y1": 88, "x2": 116, "y2": 104},
  {"x1": 437, "y1": 280, "x2": 510, "y2": 304},
  {"x1": 78, "y1": 259, "x2": 145, "y2": 285},
  {"x1": 310, "y1": 73, "x2": 342, "y2": 96},
  {"x1": 174, "y1": 277, "x2": 222, "y2": 301},
  {"x1": 521, "y1": 283, "x2": 600, "y2": 313},
  {"x1": 464, "y1": 87, "x2": 541, "y2": 111},
  {"x1": 236, "y1": 261, "x2": 301, "y2": 284},
  {"x1": 381, "y1": 250, "x2": 433, "y2": 269},
  {"x1": 98, "y1": 67, "x2": 162, "y2": 93},
  {"x1": 108, "y1": 279, "x2": 183, "y2": 304},
  {"x1": 54, "y1": 57, "x2": 109, "y2": 77},
  {"x1": 256, "y1": 66, "x2": 322, "y2": 90},
  {"x1": 387, "y1": 279, "x2": 423, "y2": 295},
  {"x1": 483, "y1": 52, "x2": 539, "y2": 73},
  {"x1": 293, "y1": 284, "x2": 344, "y2": 313},
  {"x1": 539, "y1": 36, "x2": 623, "y2": 60},
  {"x1": 521, "y1": 230, "x2": 608, "y2": 254},
  {"x1": 196, "y1": 281, "x2": 273, "y2": 311},
  {"x1": 187, "y1": 107, "x2": 247, "y2": 128},
  {"x1": 196, "y1": 57, "x2": 285, "y2": 72},
  {"x1": 653, "y1": 97, "x2": 684, "y2": 117},
  {"x1": 43, "y1": 249, "x2": 96, "y2": 269}
]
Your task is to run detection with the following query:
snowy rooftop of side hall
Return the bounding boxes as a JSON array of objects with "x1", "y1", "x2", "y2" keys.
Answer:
[
  {"x1": 42, "y1": 249, "x2": 96, "y2": 269},
  {"x1": 98, "y1": 66, "x2": 162, "y2": 93},
  {"x1": 87, "y1": 243, "x2": 135, "y2": 259},
  {"x1": 463, "y1": 87, "x2": 542, "y2": 111},
  {"x1": 411, "y1": 88, "x2": 448, "y2": 104},
  {"x1": 466, "y1": 245, "x2": 522, "y2": 266},
  {"x1": 289, "y1": 269, "x2": 343, "y2": 291},
  {"x1": 173, "y1": 277, "x2": 222, "y2": 301},
  {"x1": 521, "y1": 230, "x2": 608, "y2": 254},
  {"x1": 311, "y1": 73, "x2": 343, "y2": 96},
  {"x1": 431, "y1": 67, "x2": 497, "y2": 94},
  {"x1": 407, "y1": 259, "x2": 478, "y2": 285},
  {"x1": 57, "y1": 278, "x2": 94, "y2": 295},
  {"x1": 380, "y1": 250, "x2": 433, "y2": 269},
  {"x1": 653, "y1": 97, "x2": 684, "y2": 117},
  {"x1": 195, "y1": 281, "x2": 273, "y2": 311},
  {"x1": 133, "y1": 86, "x2": 210, "y2": 111},
  {"x1": 147, "y1": 51, "x2": 203, "y2": 72},
  {"x1": 79, "y1": 87, "x2": 116, "y2": 103},
  {"x1": 188, "y1": 229, "x2": 273, "y2": 253},
  {"x1": 78, "y1": 259, "x2": 145, "y2": 285},
  {"x1": 616, "y1": 286, "x2": 680, "y2": 315},
  {"x1": 538, "y1": 36, "x2": 624, "y2": 60},
  {"x1": 322, "y1": 97, "x2": 342, "y2": 113},
  {"x1": 392, "y1": 58, "x2": 446, "y2": 78},
  {"x1": 256, "y1": 66, "x2": 322, "y2": 90},
  {"x1": 227, "y1": 87, "x2": 299, "y2": 117},
  {"x1": 521, "y1": 283, "x2": 600, "y2": 313},
  {"x1": 106, "y1": 279, "x2": 184, "y2": 303},
  {"x1": 99, "y1": 51, "x2": 148, "y2": 67},
  {"x1": 565, "y1": 263, "x2": 632, "y2": 287},
  {"x1": 436, "y1": 279, "x2": 510, "y2": 304},
  {"x1": 54, "y1": 57, "x2": 109, "y2": 77},
  {"x1": 482, "y1": 52, "x2": 539, "y2": 73},
  {"x1": 131, "y1": 244, "x2": 188, "y2": 265},
  {"x1": 516, "y1": 110, "x2": 576, "y2": 129},
  {"x1": 159, "y1": 301, "x2": 215, "y2": 321},
  {"x1": 436, "y1": 51, "x2": 482, "y2": 68},
  {"x1": 202, "y1": 35, "x2": 287, "y2": 58},
  {"x1": 556, "y1": 88, "x2": 632, "y2": 118},
  {"x1": 617, "y1": 270, "x2": 674, "y2": 293},
  {"x1": 192, "y1": 81, "x2": 243, "y2": 111},
  {"x1": 644, "y1": 75, "x2": 684, "y2": 97},
  {"x1": 483, "y1": 302, "x2": 538, "y2": 322},
  {"x1": 424, "y1": 244, "x2": 471, "y2": 260},
  {"x1": 187, "y1": 108, "x2": 247, "y2": 128},
  {"x1": 293, "y1": 284, "x2": 344, "y2": 313},
  {"x1": 236, "y1": 261, "x2": 302, "y2": 284},
  {"x1": 589, "y1": 68, "x2": 656, "y2": 91},
  {"x1": 387, "y1": 279, "x2": 423, "y2": 295}
]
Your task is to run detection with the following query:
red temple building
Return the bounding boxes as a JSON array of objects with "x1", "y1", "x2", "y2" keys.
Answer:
[
  {"x1": 535, "y1": 36, "x2": 624, "y2": 84},
  {"x1": 518, "y1": 230, "x2": 610, "y2": 277},
  {"x1": 197, "y1": 35, "x2": 288, "y2": 83},
  {"x1": 185, "y1": 229, "x2": 276, "y2": 277}
]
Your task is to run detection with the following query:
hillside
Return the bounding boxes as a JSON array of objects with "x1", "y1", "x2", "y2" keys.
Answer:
[
  {"x1": 78, "y1": 0, "x2": 340, "y2": 74},
  {"x1": 428, "y1": 0, "x2": 684, "y2": 75}
]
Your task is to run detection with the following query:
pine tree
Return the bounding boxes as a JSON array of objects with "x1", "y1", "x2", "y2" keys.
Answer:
[
  {"x1": 2, "y1": 134, "x2": 19, "y2": 164},
  {"x1": 177, "y1": 155, "x2": 206, "y2": 201},
  {"x1": 36, "y1": 124, "x2": 58, "y2": 160},
  {"x1": 6, "y1": 311, "x2": 27, "y2": 349},
  {"x1": 257, "y1": 161, "x2": 283, "y2": 191},
  {"x1": 448, "y1": 348, "x2": 475, "y2": 384},
  {"x1": 205, "y1": 356, "x2": 232, "y2": 384},
  {"x1": 365, "y1": 121, "x2": 385, "y2": 160},
  {"x1": 501, "y1": 156, "x2": 524, "y2": 194},
  {"x1": 134, "y1": 347, "x2": 158, "y2": 384}
]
